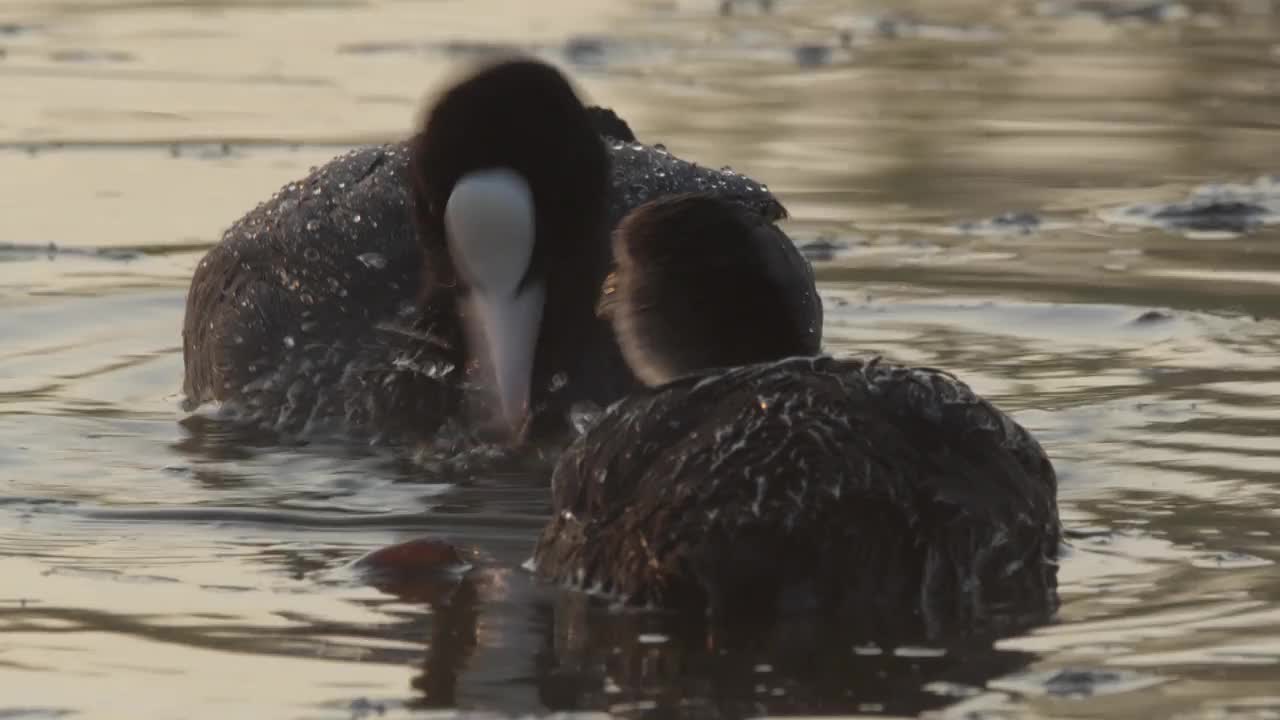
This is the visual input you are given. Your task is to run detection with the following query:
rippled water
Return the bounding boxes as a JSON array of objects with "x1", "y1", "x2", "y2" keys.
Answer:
[{"x1": 2, "y1": 0, "x2": 1280, "y2": 717}]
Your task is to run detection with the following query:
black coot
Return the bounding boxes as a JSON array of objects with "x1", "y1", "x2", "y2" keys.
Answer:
[
  {"x1": 533, "y1": 195, "x2": 1060, "y2": 629},
  {"x1": 181, "y1": 59, "x2": 806, "y2": 446}
]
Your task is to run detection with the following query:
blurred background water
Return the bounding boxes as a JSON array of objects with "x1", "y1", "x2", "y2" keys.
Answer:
[{"x1": 2, "y1": 0, "x2": 1280, "y2": 718}]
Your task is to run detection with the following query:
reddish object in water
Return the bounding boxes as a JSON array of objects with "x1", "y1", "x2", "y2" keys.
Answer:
[
  {"x1": 356, "y1": 537, "x2": 466, "y2": 574},
  {"x1": 354, "y1": 538, "x2": 469, "y2": 603}
]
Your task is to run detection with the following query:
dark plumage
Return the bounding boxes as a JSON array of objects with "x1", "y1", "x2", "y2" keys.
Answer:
[
  {"x1": 599, "y1": 194, "x2": 822, "y2": 384},
  {"x1": 533, "y1": 195, "x2": 1060, "y2": 627},
  {"x1": 180, "y1": 59, "x2": 788, "y2": 445}
]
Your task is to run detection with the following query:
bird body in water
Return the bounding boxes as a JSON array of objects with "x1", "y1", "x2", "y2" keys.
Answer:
[
  {"x1": 533, "y1": 195, "x2": 1060, "y2": 631},
  {"x1": 180, "y1": 59, "x2": 806, "y2": 447}
]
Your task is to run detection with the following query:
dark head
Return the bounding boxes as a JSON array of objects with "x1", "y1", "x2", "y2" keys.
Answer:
[
  {"x1": 408, "y1": 58, "x2": 611, "y2": 437},
  {"x1": 601, "y1": 194, "x2": 822, "y2": 386}
]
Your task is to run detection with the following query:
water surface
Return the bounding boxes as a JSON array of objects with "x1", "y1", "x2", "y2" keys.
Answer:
[{"x1": 2, "y1": 0, "x2": 1280, "y2": 717}]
